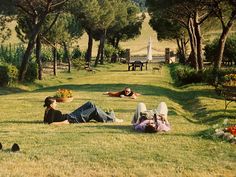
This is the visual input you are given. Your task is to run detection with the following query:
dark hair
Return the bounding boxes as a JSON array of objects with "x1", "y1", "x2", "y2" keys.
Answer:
[
  {"x1": 144, "y1": 124, "x2": 157, "y2": 133},
  {"x1": 43, "y1": 96, "x2": 56, "y2": 107}
]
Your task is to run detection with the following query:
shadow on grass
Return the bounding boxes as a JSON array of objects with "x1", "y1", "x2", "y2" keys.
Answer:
[
  {"x1": 0, "y1": 87, "x2": 27, "y2": 95},
  {"x1": 33, "y1": 83, "x2": 215, "y2": 99},
  {"x1": 198, "y1": 112, "x2": 236, "y2": 124},
  {"x1": 194, "y1": 128, "x2": 219, "y2": 141},
  {"x1": 33, "y1": 83, "x2": 221, "y2": 122},
  {"x1": 81, "y1": 124, "x2": 202, "y2": 137},
  {"x1": 3, "y1": 82, "x2": 233, "y2": 126},
  {"x1": 82, "y1": 124, "x2": 134, "y2": 133},
  {"x1": 0, "y1": 120, "x2": 42, "y2": 124}
]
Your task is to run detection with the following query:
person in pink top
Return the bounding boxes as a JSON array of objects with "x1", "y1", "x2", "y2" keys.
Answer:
[{"x1": 131, "y1": 102, "x2": 170, "y2": 133}]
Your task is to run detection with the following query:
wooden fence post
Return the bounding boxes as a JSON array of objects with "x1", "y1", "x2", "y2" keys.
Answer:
[
  {"x1": 165, "y1": 48, "x2": 170, "y2": 64},
  {"x1": 125, "y1": 48, "x2": 131, "y2": 63}
]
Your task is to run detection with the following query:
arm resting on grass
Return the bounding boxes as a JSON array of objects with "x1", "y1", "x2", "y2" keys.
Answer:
[
  {"x1": 50, "y1": 120, "x2": 70, "y2": 125},
  {"x1": 130, "y1": 92, "x2": 141, "y2": 99},
  {"x1": 107, "y1": 91, "x2": 122, "y2": 97}
]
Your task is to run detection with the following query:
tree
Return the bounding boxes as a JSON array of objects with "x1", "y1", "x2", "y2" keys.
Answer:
[
  {"x1": 15, "y1": 9, "x2": 60, "y2": 80},
  {"x1": 71, "y1": 0, "x2": 115, "y2": 66},
  {"x1": 209, "y1": 0, "x2": 236, "y2": 69},
  {"x1": 148, "y1": 12, "x2": 188, "y2": 64},
  {"x1": 70, "y1": 0, "x2": 101, "y2": 63},
  {"x1": 93, "y1": 0, "x2": 115, "y2": 66},
  {"x1": 146, "y1": 0, "x2": 212, "y2": 71},
  {"x1": 44, "y1": 13, "x2": 83, "y2": 75},
  {"x1": 15, "y1": 0, "x2": 68, "y2": 81},
  {"x1": 107, "y1": 1, "x2": 144, "y2": 49}
]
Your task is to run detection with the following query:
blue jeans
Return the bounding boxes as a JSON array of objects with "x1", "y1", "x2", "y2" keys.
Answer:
[{"x1": 67, "y1": 101, "x2": 115, "y2": 123}]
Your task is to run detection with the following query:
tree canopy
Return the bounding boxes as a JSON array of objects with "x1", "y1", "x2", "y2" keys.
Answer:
[{"x1": 146, "y1": 0, "x2": 236, "y2": 70}]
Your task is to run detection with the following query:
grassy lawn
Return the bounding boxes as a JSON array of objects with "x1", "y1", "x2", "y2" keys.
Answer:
[{"x1": 0, "y1": 63, "x2": 235, "y2": 177}]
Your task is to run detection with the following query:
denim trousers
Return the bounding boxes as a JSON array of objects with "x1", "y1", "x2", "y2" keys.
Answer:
[{"x1": 67, "y1": 101, "x2": 115, "y2": 123}]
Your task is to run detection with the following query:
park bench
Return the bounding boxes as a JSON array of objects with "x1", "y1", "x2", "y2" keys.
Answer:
[{"x1": 221, "y1": 85, "x2": 236, "y2": 110}]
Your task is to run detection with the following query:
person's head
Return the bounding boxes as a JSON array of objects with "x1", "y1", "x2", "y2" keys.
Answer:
[
  {"x1": 124, "y1": 87, "x2": 132, "y2": 96},
  {"x1": 43, "y1": 96, "x2": 57, "y2": 109},
  {"x1": 144, "y1": 123, "x2": 157, "y2": 133}
]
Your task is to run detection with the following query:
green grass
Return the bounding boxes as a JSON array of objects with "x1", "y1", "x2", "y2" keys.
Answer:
[{"x1": 0, "y1": 63, "x2": 235, "y2": 177}]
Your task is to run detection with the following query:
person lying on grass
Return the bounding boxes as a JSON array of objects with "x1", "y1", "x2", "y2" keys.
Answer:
[
  {"x1": 43, "y1": 96, "x2": 123, "y2": 125},
  {"x1": 131, "y1": 102, "x2": 170, "y2": 133},
  {"x1": 104, "y1": 87, "x2": 141, "y2": 99}
]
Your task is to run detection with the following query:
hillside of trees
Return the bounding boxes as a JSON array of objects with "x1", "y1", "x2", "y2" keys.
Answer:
[{"x1": 0, "y1": 0, "x2": 235, "y2": 84}]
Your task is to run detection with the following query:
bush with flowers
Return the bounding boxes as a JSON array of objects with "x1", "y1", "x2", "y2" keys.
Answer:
[
  {"x1": 223, "y1": 73, "x2": 236, "y2": 86},
  {"x1": 54, "y1": 88, "x2": 73, "y2": 98}
]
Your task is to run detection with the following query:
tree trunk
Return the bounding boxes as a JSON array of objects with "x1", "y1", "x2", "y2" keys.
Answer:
[
  {"x1": 95, "y1": 39, "x2": 102, "y2": 66},
  {"x1": 214, "y1": 22, "x2": 234, "y2": 69},
  {"x1": 57, "y1": 50, "x2": 61, "y2": 65},
  {"x1": 85, "y1": 30, "x2": 93, "y2": 63},
  {"x1": 194, "y1": 11, "x2": 203, "y2": 71},
  {"x1": 63, "y1": 41, "x2": 71, "y2": 73},
  {"x1": 115, "y1": 37, "x2": 120, "y2": 49},
  {"x1": 176, "y1": 38, "x2": 186, "y2": 64},
  {"x1": 187, "y1": 18, "x2": 198, "y2": 70},
  {"x1": 110, "y1": 37, "x2": 116, "y2": 47},
  {"x1": 18, "y1": 36, "x2": 37, "y2": 81},
  {"x1": 18, "y1": 14, "x2": 48, "y2": 81},
  {"x1": 52, "y1": 47, "x2": 57, "y2": 76},
  {"x1": 181, "y1": 38, "x2": 188, "y2": 57},
  {"x1": 36, "y1": 35, "x2": 42, "y2": 80},
  {"x1": 100, "y1": 30, "x2": 106, "y2": 65}
]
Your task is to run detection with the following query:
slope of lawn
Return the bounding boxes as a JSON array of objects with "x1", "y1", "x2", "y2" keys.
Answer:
[{"x1": 0, "y1": 63, "x2": 235, "y2": 177}]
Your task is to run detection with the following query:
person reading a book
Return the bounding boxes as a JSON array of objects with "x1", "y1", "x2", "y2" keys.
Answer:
[{"x1": 131, "y1": 102, "x2": 170, "y2": 133}]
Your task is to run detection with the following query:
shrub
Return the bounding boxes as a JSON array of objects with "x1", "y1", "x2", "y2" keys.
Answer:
[
  {"x1": 0, "y1": 62, "x2": 18, "y2": 86},
  {"x1": 71, "y1": 47, "x2": 82, "y2": 59},
  {"x1": 176, "y1": 49, "x2": 187, "y2": 64},
  {"x1": 201, "y1": 67, "x2": 214, "y2": 85},
  {"x1": 104, "y1": 44, "x2": 117, "y2": 61},
  {"x1": 41, "y1": 47, "x2": 52, "y2": 62},
  {"x1": 204, "y1": 39, "x2": 218, "y2": 63},
  {"x1": 24, "y1": 61, "x2": 38, "y2": 82},
  {"x1": 223, "y1": 73, "x2": 236, "y2": 86},
  {"x1": 204, "y1": 36, "x2": 236, "y2": 64},
  {"x1": 202, "y1": 67, "x2": 236, "y2": 86},
  {"x1": 172, "y1": 64, "x2": 203, "y2": 85},
  {"x1": 171, "y1": 64, "x2": 236, "y2": 86},
  {"x1": 0, "y1": 44, "x2": 25, "y2": 66},
  {"x1": 71, "y1": 58, "x2": 85, "y2": 70}
]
